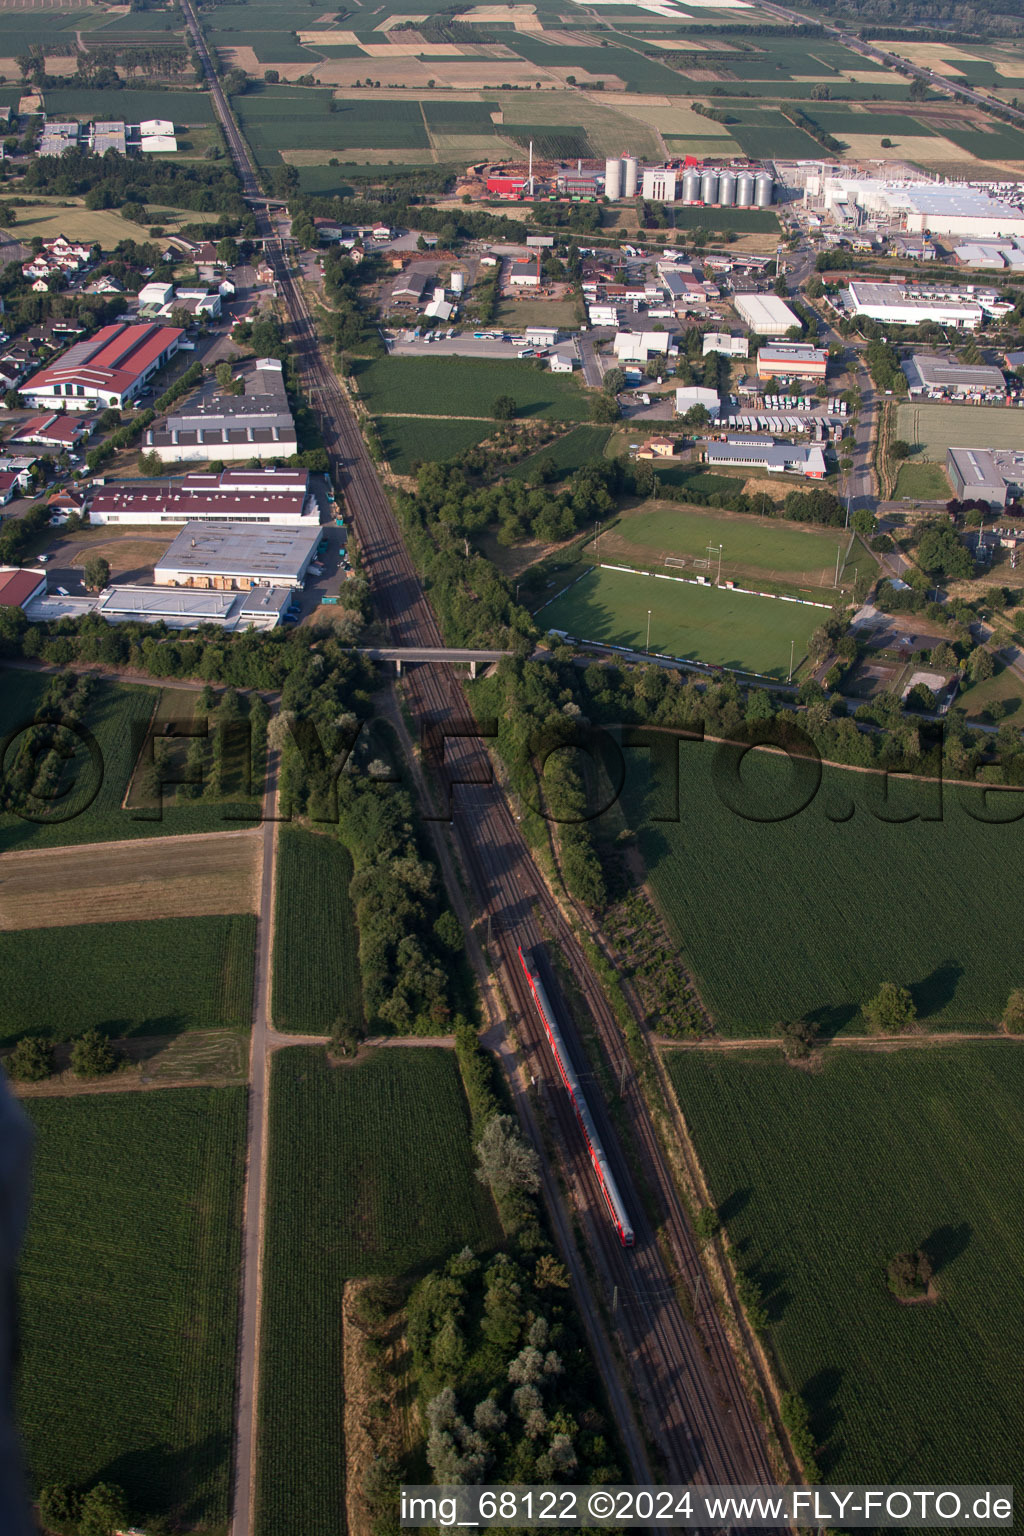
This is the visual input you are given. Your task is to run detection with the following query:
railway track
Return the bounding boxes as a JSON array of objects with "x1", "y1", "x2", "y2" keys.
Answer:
[{"x1": 181, "y1": 0, "x2": 780, "y2": 1489}]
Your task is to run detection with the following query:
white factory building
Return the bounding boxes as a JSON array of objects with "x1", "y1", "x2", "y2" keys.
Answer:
[
  {"x1": 842, "y1": 281, "x2": 987, "y2": 329},
  {"x1": 733, "y1": 294, "x2": 801, "y2": 338},
  {"x1": 676, "y1": 386, "x2": 721, "y2": 417},
  {"x1": 613, "y1": 332, "x2": 672, "y2": 363},
  {"x1": 806, "y1": 175, "x2": 1024, "y2": 240},
  {"x1": 703, "y1": 333, "x2": 749, "y2": 359}
]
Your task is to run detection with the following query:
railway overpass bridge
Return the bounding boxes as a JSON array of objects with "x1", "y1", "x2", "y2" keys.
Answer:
[{"x1": 357, "y1": 646, "x2": 511, "y2": 677}]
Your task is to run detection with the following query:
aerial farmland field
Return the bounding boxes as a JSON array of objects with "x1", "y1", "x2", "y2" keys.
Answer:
[
  {"x1": 620, "y1": 743, "x2": 1024, "y2": 1035},
  {"x1": 667, "y1": 1046, "x2": 1024, "y2": 1490},
  {"x1": 897, "y1": 403, "x2": 1024, "y2": 459},
  {"x1": 352, "y1": 355, "x2": 593, "y2": 421},
  {"x1": 272, "y1": 827, "x2": 362, "y2": 1034},
  {"x1": 538, "y1": 565, "x2": 824, "y2": 676},
  {"x1": 0, "y1": 915, "x2": 256, "y2": 1044},
  {"x1": 377, "y1": 414, "x2": 495, "y2": 474},
  {"x1": 255, "y1": 1047, "x2": 500, "y2": 1536},
  {"x1": 19, "y1": 1087, "x2": 246, "y2": 1527}
]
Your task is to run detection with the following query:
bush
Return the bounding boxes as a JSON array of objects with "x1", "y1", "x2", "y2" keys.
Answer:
[
  {"x1": 1002, "y1": 989, "x2": 1024, "y2": 1034},
  {"x1": 70, "y1": 1027, "x2": 118, "y2": 1079},
  {"x1": 6, "y1": 1035, "x2": 54, "y2": 1082}
]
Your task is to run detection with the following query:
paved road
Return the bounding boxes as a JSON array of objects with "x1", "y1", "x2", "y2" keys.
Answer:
[{"x1": 231, "y1": 744, "x2": 280, "y2": 1536}]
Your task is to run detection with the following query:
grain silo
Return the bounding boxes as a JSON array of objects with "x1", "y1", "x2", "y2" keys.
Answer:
[
  {"x1": 682, "y1": 168, "x2": 702, "y2": 204},
  {"x1": 605, "y1": 156, "x2": 622, "y2": 200},
  {"x1": 718, "y1": 171, "x2": 736, "y2": 206},
  {"x1": 622, "y1": 155, "x2": 638, "y2": 198},
  {"x1": 755, "y1": 172, "x2": 774, "y2": 207},
  {"x1": 451, "y1": 271, "x2": 465, "y2": 294},
  {"x1": 736, "y1": 172, "x2": 756, "y2": 207},
  {"x1": 701, "y1": 169, "x2": 719, "y2": 206}
]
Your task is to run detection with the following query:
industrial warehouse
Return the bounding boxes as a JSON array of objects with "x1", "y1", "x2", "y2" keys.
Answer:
[
  {"x1": 481, "y1": 155, "x2": 776, "y2": 207},
  {"x1": 143, "y1": 357, "x2": 298, "y2": 465},
  {"x1": 85, "y1": 468, "x2": 315, "y2": 526}
]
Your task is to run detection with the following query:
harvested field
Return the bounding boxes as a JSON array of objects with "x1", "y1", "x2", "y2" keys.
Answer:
[
  {"x1": 0, "y1": 829, "x2": 262, "y2": 930},
  {"x1": 63, "y1": 531, "x2": 175, "y2": 581}
]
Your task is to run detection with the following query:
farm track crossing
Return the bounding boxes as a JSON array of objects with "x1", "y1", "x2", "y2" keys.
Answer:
[{"x1": 179, "y1": 0, "x2": 780, "y2": 1503}]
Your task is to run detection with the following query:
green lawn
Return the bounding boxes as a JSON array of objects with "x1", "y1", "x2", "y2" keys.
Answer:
[
  {"x1": 594, "y1": 503, "x2": 846, "y2": 586},
  {"x1": 0, "y1": 916, "x2": 255, "y2": 1044},
  {"x1": 539, "y1": 565, "x2": 824, "y2": 676},
  {"x1": 893, "y1": 459, "x2": 951, "y2": 500},
  {"x1": 20, "y1": 1088, "x2": 246, "y2": 1527},
  {"x1": 668, "y1": 1046, "x2": 1024, "y2": 1489},
  {"x1": 255, "y1": 1047, "x2": 501, "y2": 1536},
  {"x1": 621, "y1": 741, "x2": 1024, "y2": 1035},
  {"x1": 352, "y1": 355, "x2": 593, "y2": 422},
  {"x1": 897, "y1": 403, "x2": 1024, "y2": 460},
  {"x1": 377, "y1": 415, "x2": 495, "y2": 474},
  {"x1": 272, "y1": 827, "x2": 362, "y2": 1034}
]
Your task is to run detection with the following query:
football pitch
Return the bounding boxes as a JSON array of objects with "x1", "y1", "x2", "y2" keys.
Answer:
[
  {"x1": 538, "y1": 566, "x2": 824, "y2": 677},
  {"x1": 590, "y1": 504, "x2": 848, "y2": 592}
]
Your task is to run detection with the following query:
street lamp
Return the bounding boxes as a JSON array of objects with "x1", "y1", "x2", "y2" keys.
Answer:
[
  {"x1": 646, "y1": 609, "x2": 652, "y2": 653},
  {"x1": 789, "y1": 638, "x2": 795, "y2": 683}
]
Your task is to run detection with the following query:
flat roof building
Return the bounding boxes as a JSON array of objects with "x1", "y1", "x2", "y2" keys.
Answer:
[
  {"x1": 902, "y1": 355, "x2": 1006, "y2": 398},
  {"x1": 25, "y1": 583, "x2": 293, "y2": 631},
  {"x1": 145, "y1": 357, "x2": 298, "y2": 464},
  {"x1": 734, "y1": 294, "x2": 800, "y2": 338},
  {"x1": 757, "y1": 344, "x2": 828, "y2": 380},
  {"x1": 155, "y1": 520, "x2": 321, "y2": 590},
  {"x1": 22, "y1": 322, "x2": 184, "y2": 410},
  {"x1": 703, "y1": 332, "x2": 749, "y2": 359},
  {"x1": 843, "y1": 281, "x2": 984, "y2": 330},
  {"x1": 946, "y1": 447, "x2": 1024, "y2": 509}
]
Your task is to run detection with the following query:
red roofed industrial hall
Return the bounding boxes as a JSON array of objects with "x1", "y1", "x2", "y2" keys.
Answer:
[
  {"x1": 0, "y1": 568, "x2": 46, "y2": 608},
  {"x1": 21, "y1": 322, "x2": 184, "y2": 412}
]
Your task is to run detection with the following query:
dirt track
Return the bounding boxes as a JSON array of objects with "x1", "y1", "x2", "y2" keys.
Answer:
[{"x1": 0, "y1": 829, "x2": 263, "y2": 929}]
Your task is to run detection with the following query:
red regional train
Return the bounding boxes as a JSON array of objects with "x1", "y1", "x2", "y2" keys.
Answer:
[{"x1": 518, "y1": 945, "x2": 635, "y2": 1248}]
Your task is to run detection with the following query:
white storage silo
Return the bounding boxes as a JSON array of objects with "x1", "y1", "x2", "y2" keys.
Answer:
[
  {"x1": 451, "y1": 271, "x2": 465, "y2": 294},
  {"x1": 718, "y1": 171, "x2": 736, "y2": 206},
  {"x1": 682, "y1": 168, "x2": 702, "y2": 204},
  {"x1": 622, "y1": 155, "x2": 638, "y2": 198},
  {"x1": 701, "y1": 169, "x2": 719, "y2": 206},
  {"x1": 755, "y1": 172, "x2": 774, "y2": 207},
  {"x1": 736, "y1": 172, "x2": 755, "y2": 207},
  {"x1": 605, "y1": 156, "x2": 622, "y2": 201}
]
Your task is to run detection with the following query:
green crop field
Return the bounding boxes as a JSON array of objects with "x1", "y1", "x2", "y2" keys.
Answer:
[
  {"x1": 0, "y1": 673, "x2": 255, "y2": 850},
  {"x1": 898, "y1": 403, "x2": 1024, "y2": 459},
  {"x1": 352, "y1": 356, "x2": 592, "y2": 421},
  {"x1": 272, "y1": 827, "x2": 362, "y2": 1034},
  {"x1": 235, "y1": 86, "x2": 428, "y2": 160},
  {"x1": 539, "y1": 565, "x2": 824, "y2": 675},
  {"x1": 510, "y1": 425, "x2": 612, "y2": 482},
  {"x1": 256, "y1": 1047, "x2": 501, "y2": 1536},
  {"x1": 0, "y1": 915, "x2": 255, "y2": 1044},
  {"x1": 20, "y1": 1087, "x2": 246, "y2": 1526},
  {"x1": 377, "y1": 414, "x2": 495, "y2": 474},
  {"x1": 668, "y1": 1046, "x2": 1024, "y2": 1489},
  {"x1": 658, "y1": 202, "x2": 780, "y2": 234},
  {"x1": 41, "y1": 87, "x2": 215, "y2": 122},
  {"x1": 620, "y1": 742, "x2": 1024, "y2": 1035},
  {"x1": 591, "y1": 504, "x2": 848, "y2": 588}
]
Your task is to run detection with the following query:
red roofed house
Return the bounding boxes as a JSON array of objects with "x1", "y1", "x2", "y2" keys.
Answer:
[
  {"x1": 0, "y1": 567, "x2": 46, "y2": 607},
  {"x1": 10, "y1": 412, "x2": 94, "y2": 449},
  {"x1": 21, "y1": 322, "x2": 184, "y2": 412},
  {"x1": 0, "y1": 472, "x2": 18, "y2": 505}
]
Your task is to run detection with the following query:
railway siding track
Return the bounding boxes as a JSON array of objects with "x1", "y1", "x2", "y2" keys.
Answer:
[{"x1": 180, "y1": 0, "x2": 780, "y2": 1493}]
